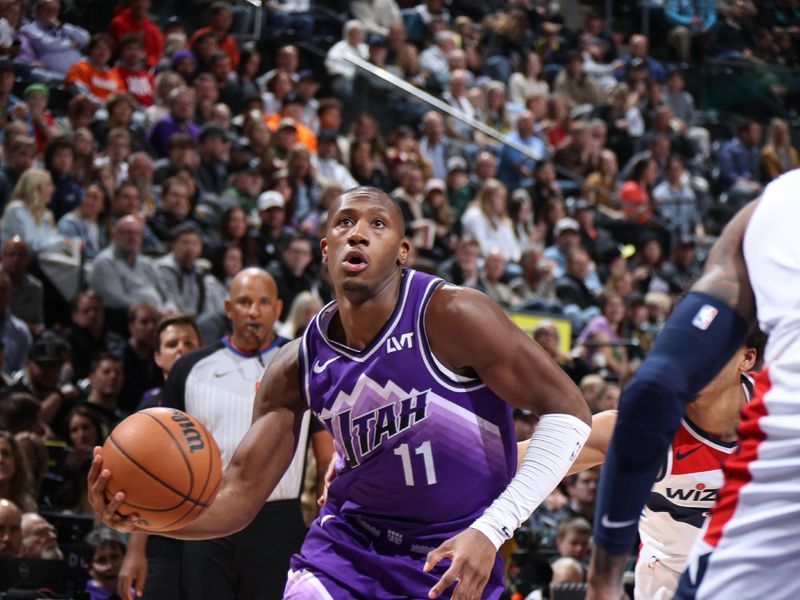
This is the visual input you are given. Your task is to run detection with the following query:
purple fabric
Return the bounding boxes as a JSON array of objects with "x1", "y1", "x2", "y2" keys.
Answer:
[
  {"x1": 148, "y1": 115, "x2": 200, "y2": 158},
  {"x1": 576, "y1": 314, "x2": 618, "y2": 365},
  {"x1": 296, "y1": 268, "x2": 515, "y2": 597}
]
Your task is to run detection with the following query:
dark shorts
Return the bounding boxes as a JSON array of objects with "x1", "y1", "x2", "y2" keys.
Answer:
[{"x1": 286, "y1": 513, "x2": 504, "y2": 600}]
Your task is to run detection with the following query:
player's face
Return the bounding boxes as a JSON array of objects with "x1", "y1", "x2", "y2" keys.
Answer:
[
  {"x1": 696, "y1": 346, "x2": 756, "y2": 398},
  {"x1": 322, "y1": 193, "x2": 409, "y2": 298},
  {"x1": 154, "y1": 324, "x2": 201, "y2": 376}
]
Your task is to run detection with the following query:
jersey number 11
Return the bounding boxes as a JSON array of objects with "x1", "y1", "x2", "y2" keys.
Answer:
[{"x1": 394, "y1": 441, "x2": 438, "y2": 486}]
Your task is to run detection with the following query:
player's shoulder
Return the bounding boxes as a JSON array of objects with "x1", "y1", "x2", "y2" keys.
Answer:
[{"x1": 427, "y1": 282, "x2": 504, "y2": 322}]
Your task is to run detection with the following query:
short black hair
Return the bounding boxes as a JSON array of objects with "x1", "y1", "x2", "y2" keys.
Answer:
[
  {"x1": 327, "y1": 186, "x2": 405, "y2": 230},
  {"x1": 89, "y1": 352, "x2": 122, "y2": 374}
]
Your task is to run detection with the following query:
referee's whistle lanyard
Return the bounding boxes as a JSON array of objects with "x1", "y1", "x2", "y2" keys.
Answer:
[{"x1": 224, "y1": 335, "x2": 270, "y2": 368}]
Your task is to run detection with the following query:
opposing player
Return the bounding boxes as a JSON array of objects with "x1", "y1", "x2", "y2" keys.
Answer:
[
  {"x1": 635, "y1": 331, "x2": 762, "y2": 599},
  {"x1": 588, "y1": 170, "x2": 800, "y2": 600},
  {"x1": 88, "y1": 187, "x2": 592, "y2": 600}
]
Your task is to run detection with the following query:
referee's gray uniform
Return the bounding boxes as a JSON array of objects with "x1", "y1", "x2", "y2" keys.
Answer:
[{"x1": 161, "y1": 336, "x2": 310, "y2": 600}]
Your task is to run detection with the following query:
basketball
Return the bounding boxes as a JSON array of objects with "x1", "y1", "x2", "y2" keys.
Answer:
[{"x1": 101, "y1": 407, "x2": 223, "y2": 532}]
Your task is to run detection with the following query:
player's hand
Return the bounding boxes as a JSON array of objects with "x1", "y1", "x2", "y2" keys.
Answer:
[
  {"x1": 586, "y1": 548, "x2": 628, "y2": 600},
  {"x1": 87, "y1": 447, "x2": 141, "y2": 533},
  {"x1": 317, "y1": 457, "x2": 337, "y2": 506},
  {"x1": 118, "y1": 545, "x2": 147, "y2": 600},
  {"x1": 424, "y1": 528, "x2": 496, "y2": 600}
]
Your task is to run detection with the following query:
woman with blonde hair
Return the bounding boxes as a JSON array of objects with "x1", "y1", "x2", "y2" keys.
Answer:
[
  {"x1": 461, "y1": 178, "x2": 521, "y2": 262},
  {"x1": 2, "y1": 168, "x2": 67, "y2": 254},
  {"x1": 761, "y1": 117, "x2": 800, "y2": 181},
  {"x1": 278, "y1": 291, "x2": 323, "y2": 340},
  {"x1": 583, "y1": 148, "x2": 623, "y2": 216}
]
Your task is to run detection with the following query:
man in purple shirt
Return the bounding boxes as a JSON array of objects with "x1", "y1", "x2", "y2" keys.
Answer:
[
  {"x1": 19, "y1": 0, "x2": 88, "y2": 75},
  {"x1": 148, "y1": 86, "x2": 200, "y2": 158}
]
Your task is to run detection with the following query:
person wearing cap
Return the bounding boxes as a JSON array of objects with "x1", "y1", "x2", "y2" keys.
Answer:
[
  {"x1": 295, "y1": 69, "x2": 320, "y2": 131},
  {"x1": 265, "y1": 91, "x2": 318, "y2": 153},
  {"x1": 155, "y1": 223, "x2": 226, "y2": 339},
  {"x1": 20, "y1": 0, "x2": 89, "y2": 75},
  {"x1": 17, "y1": 82, "x2": 58, "y2": 156},
  {"x1": 219, "y1": 159, "x2": 265, "y2": 222},
  {"x1": 196, "y1": 123, "x2": 230, "y2": 195},
  {"x1": 110, "y1": 34, "x2": 155, "y2": 108},
  {"x1": 660, "y1": 235, "x2": 702, "y2": 294},
  {"x1": 316, "y1": 132, "x2": 358, "y2": 191},
  {"x1": 445, "y1": 155, "x2": 472, "y2": 216},
  {"x1": 543, "y1": 217, "x2": 582, "y2": 279},
  {"x1": 0, "y1": 271, "x2": 30, "y2": 376},
  {"x1": 108, "y1": 0, "x2": 163, "y2": 69},
  {"x1": 616, "y1": 33, "x2": 666, "y2": 83},
  {"x1": 252, "y1": 190, "x2": 290, "y2": 266}
]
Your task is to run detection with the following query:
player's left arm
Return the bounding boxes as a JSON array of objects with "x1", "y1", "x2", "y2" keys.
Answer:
[
  {"x1": 517, "y1": 410, "x2": 617, "y2": 475},
  {"x1": 422, "y1": 285, "x2": 591, "y2": 600}
]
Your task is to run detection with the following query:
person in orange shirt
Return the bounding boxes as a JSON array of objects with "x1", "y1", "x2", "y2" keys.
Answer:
[
  {"x1": 189, "y1": 2, "x2": 239, "y2": 69},
  {"x1": 619, "y1": 156, "x2": 657, "y2": 225},
  {"x1": 64, "y1": 34, "x2": 123, "y2": 104},
  {"x1": 264, "y1": 91, "x2": 317, "y2": 153}
]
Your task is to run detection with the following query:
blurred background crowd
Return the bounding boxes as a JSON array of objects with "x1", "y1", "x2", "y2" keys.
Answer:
[{"x1": 0, "y1": 0, "x2": 795, "y2": 597}]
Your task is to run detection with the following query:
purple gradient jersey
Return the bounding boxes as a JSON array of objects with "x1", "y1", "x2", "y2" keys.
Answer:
[{"x1": 291, "y1": 269, "x2": 516, "y2": 598}]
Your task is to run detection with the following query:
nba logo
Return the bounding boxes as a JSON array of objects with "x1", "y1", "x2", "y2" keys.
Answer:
[{"x1": 692, "y1": 305, "x2": 718, "y2": 330}]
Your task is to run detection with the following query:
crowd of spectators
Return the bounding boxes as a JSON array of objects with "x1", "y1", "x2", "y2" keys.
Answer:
[{"x1": 0, "y1": 0, "x2": 796, "y2": 598}]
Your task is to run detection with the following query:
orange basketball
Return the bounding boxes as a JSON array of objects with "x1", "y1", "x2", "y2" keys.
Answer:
[{"x1": 101, "y1": 407, "x2": 223, "y2": 533}]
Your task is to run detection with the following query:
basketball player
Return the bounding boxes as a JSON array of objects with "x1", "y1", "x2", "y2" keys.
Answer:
[
  {"x1": 89, "y1": 187, "x2": 592, "y2": 600},
  {"x1": 588, "y1": 169, "x2": 800, "y2": 600}
]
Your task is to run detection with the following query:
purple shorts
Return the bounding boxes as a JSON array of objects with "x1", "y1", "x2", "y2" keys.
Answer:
[{"x1": 285, "y1": 513, "x2": 504, "y2": 599}]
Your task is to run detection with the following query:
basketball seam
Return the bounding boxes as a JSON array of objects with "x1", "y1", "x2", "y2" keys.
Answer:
[
  {"x1": 157, "y1": 423, "x2": 221, "y2": 531},
  {"x1": 108, "y1": 434, "x2": 210, "y2": 509},
  {"x1": 139, "y1": 410, "x2": 199, "y2": 501}
]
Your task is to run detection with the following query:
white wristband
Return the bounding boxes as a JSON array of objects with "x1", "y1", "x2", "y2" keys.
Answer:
[{"x1": 470, "y1": 413, "x2": 591, "y2": 550}]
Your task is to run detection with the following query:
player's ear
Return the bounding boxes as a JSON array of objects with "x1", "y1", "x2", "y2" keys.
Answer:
[
  {"x1": 397, "y1": 238, "x2": 410, "y2": 266},
  {"x1": 320, "y1": 238, "x2": 328, "y2": 264},
  {"x1": 740, "y1": 347, "x2": 757, "y2": 372}
]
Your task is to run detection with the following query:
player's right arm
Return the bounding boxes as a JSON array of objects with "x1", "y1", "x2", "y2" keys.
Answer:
[
  {"x1": 516, "y1": 410, "x2": 617, "y2": 475},
  {"x1": 587, "y1": 201, "x2": 759, "y2": 600},
  {"x1": 88, "y1": 339, "x2": 307, "y2": 540}
]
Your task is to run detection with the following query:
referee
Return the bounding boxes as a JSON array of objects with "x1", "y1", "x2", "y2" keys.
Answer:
[{"x1": 160, "y1": 268, "x2": 322, "y2": 600}]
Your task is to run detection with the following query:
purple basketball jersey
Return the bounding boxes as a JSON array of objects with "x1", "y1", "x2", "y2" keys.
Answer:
[{"x1": 298, "y1": 269, "x2": 516, "y2": 550}]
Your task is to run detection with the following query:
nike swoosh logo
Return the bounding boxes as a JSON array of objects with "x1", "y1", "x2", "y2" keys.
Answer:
[
  {"x1": 320, "y1": 515, "x2": 335, "y2": 528},
  {"x1": 676, "y1": 445, "x2": 703, "y2": 460},
  {"x1": 600, "y1": 514, "x2": 639, "y2": 529},
  {"x1": 214, "y1": 370, "x2": 234, "y2": 378},
  {"x1": 313, "y1": 356, "x2": 341, "y2": 374}
]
